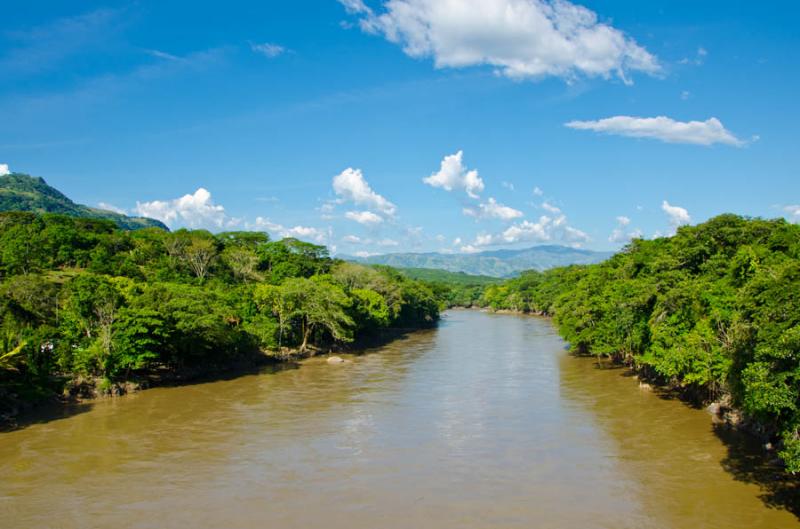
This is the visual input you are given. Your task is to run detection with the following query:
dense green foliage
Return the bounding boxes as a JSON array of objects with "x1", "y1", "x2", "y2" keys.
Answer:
[
  {"x1": 478, "y1": 215, "x2": 800, "y2": 473},
  {"x1": 0, "y1": 212, "x2": 439, "y2": 410},
  {"x1": 399, "y1": 267, "x2": 501, "y2": 307},
  {"x1": 0, "y1": 173, "x2": 167, "y2": 230}
]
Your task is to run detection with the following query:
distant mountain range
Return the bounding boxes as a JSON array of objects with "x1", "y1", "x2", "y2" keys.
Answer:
[
  {"x1": 345, "y1": 245, "x2": 614, "y2": 277},
  {"x1": 0, "y1": 173, "x2": 167, "y2": 230}
]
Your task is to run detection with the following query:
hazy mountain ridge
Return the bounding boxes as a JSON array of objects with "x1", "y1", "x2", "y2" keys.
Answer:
[
  {"x1": 0, "y1": 173, "x2": 167, "y2": 230},
  {"x1": 346, "y1": 245, "x2": 614, "y2": 277}
]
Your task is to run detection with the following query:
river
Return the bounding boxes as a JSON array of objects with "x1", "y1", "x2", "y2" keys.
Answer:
[{"x1": 0, "y1": 310, "x2": 797, "y2": 528}]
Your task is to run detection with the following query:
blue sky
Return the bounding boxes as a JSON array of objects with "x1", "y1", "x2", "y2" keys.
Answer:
[{"x1": 1, "y1": 0, "x2": 798, "y2": 255}]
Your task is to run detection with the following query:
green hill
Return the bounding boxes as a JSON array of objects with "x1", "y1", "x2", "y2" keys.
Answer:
[
  {"x1": 0, "y1": 173, "x2": 167, "y2": 230},
  {"x1": 398, "y1": 267, "x2": 501, "y2": 286},
  {"x1": 345, "y1": 245, "x2": 613, "y2": 277}
]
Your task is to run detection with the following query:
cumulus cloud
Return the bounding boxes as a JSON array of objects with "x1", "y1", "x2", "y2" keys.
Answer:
[
  {"x1": 250, "y1": 42, "x2": 286, "y2": 58},
  {"x1": 462, "y1": 210, "x2": 589, "y2": 251},
  {"x1": 135, "y1": 188, "x2": 239, "y2": 229},
  {"x1": 541, "y1": 201, "x2": 561, "y2": 214},
  {"x1": 343, "y1": 0, "x2": 658, "y2": 83},
  {"x1": 608, "y1": 215, "x2": 642, "y2": 244},
  {"x1": 423, "y1": 150, "x2": 484, "y2": 198},
  {"x1": 0, "y1": 164, "x2": 10, "y2": 176},
  {"x1": 783, "y1": 205, "x2": 800, "y2": 223},
  {"x1": 98, "y1": 202, "x2": 126, "y2": 214},
  {"x1": 463, "y1": 197, "x2": 524, "y2": 220},
  {"x1": 662, "y1": 200, "x2": 691, "y2": 234},
  {"x1": 532, "y1": 186, "x2": 544, "y2": 196},
  {"x1": 284, "y1": 225, "x2": 328, "y2": 243},
  {"x1": 248, "y1": 217, "x2": 328, "y2": 243},
  {"x1": 342, "y1": 234, "x2": 362, "y2": 243},
  {"x1": 459, "y1": 244, "x2": 482, "y2": 254},
  {"x1": 333, "y1": 167, "x2": 397, "y2": 216},
  {"x1": 566, "y1": 115, "x2": 745, "y2": 146},
  {"x1": 345, "y1": 210, "x2": 384, "y2": 225},
  {"x1": 377, "y1": 238, "x2": 400, "y2": 247}
]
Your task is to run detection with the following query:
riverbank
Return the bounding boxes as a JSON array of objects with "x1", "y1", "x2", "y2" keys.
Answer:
[
  {"x1": 3, "y1": 309, "x2": 797, "y2": 528},
  {"x1": 470, "y1": 305, "x2": 788, "y2": 469},
  {"x1": 0, "y1": 326, "x2": 426, "y2": 430}
]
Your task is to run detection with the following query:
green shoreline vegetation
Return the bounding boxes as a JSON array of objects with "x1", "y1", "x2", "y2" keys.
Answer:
[
  {"x1": 0, "y1": 211, "x2": 439, "y2": 421},
  {"x1": 440, "y1": 214, "x2": 799, "y2": 474},
  {"x1": 1, "y1": 207, "x2": 799, "y2": 476}
]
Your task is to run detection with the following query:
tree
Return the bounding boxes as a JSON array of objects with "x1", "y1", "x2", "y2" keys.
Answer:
[
  {"x1": 264, "y1": 277, "x2": 353, "y2": 351},
  {"x1": 184, "y1": 236, "x2": 218, "y2": 281},
  {"x1": 110, "y1": 306, "x2": 169, "y2": 378},
  {"x1": 254, "y1": 284, "x2": 295, "y2": 349},
  {"x1": 224, "y1": 246, "x2": 260, "y2": 283}
]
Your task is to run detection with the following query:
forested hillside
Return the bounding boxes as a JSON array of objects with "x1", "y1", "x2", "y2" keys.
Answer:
[
  {"x1": 0, "y1": 173, "x2": 167, "y2": 230},
  {"x1": 0, "y1": 212, "x2": 439, "y2": 418},
  {"x1": 476, "y1": 214, "x2": 800, "y2": 473}
]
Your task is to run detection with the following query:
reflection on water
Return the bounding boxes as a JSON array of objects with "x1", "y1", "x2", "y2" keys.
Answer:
[{"x1": 0, "y1": 310, "x2": 797, "y2": 528}]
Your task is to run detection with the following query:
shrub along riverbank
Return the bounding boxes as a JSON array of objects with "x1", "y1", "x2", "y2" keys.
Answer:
[
  {"x1": 0, "y1": 212, "x2": 439, "y2": 422},
  {"x1": 448, "y1": 214, "x2": 799, "y2": 473}
]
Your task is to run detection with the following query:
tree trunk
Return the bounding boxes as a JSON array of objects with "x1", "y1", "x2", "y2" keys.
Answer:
[{"x1": 300, "y1": 319, "x2": 311, "y2": 351}]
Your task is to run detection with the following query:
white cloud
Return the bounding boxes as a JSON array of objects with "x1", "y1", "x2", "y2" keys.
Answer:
[
  {"x1": 248, "y1": 216, "x2": 284, "y2": 233},
  {"x1": 283, "y1": 225, "x2": 327, "y2": 243},
  {"x1": 783, "y1": 205, "x2": 800, "y2": 223},
  {"x1": 464, "y1": 209, "x2": 590, "y2": 249},
  {"x1": 248, "y1": 217, "x2": 328, "y2": 243},
  {"x1": 98, "y1": 202, "x2": 126, "y2": 214},
  {"x1": 680, "y1": 47, "x2": 707, "y2": 66},
  {"x1": 347, "y1": 0, "x2": 659, "y2": 83},
  {"x1": 146, "y1": 49, "x2": 181, "y2": 61},
  {"x1": 0, "y1": 164, "x2": 10, "y2": 176},
  {"x1": 463, "y1": 197, "x2": 524, "y2": 220},
  {"x1": 566, "y1": 115, "x2": 745, "y2": 146},
  {"x1": 342, "y1": 234, "x2": 362, "y2": 243},
  {"x1": 662, "y1": 200, "x2": 691, "y2": 234},
  {"x1": 423, "y1": 150, "x2": 484, "y2": 198},
  {"x1": 608, "y1": 215, "x2": 642, "y2": 243},
  {"x1": 532, "y1": 186, "x2": 544, "y2": 196},
  {"x1": 377, "y1": 238, "x2": 400, "y2": 247},
  {"x1": 135, "y1": 188, "x2": 239, "y2": 229},
  {"x1": 333, "y1": 167, "x2": 397, "y2": 216},
  {"x1": 345, "y1": 210, "x2": 384, "y2": 225},
  {"x1": 354, "y1": 250, "x2": 376, "y2": 258},
  {"x1": 250, "y1": 42, "x2": 286, "y2": 58},
  {"x1": 501, "y1": 181, "x2": 515, "y2": 191},
  {"x1": 500, "y1": 217, "x2": 554, "y2": 244},
  {"x1": 680, "y1": 90, "x2": 691, "y2": 100},
  {"x1": 338, "y1": 0, "x2": 371, "y2": 14},
  {"x1": 541, "y1": 201, "x2": 561, "y2": 214}
]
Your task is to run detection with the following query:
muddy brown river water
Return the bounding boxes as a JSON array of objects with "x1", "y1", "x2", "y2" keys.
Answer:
[{"x1": 1, "y1": 310, "x2": 797, "y2": 528}]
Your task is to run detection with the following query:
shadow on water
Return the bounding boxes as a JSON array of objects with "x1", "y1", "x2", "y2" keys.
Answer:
[
  {"x1": 0, "y1": 361, "x2": 302, "y2": 434},
  {"x1": 714, "y1": 424, "x2": 800, "y2": 519},
  {"x1": 0, "y1": 399, "x2": 95, "y2": 433},
  {"x1": 0, "y1": 325, "x2": 433, "y2": 434},
  {"x1": 567, "y1": 349, "x2": 800, "y2": 519}
]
